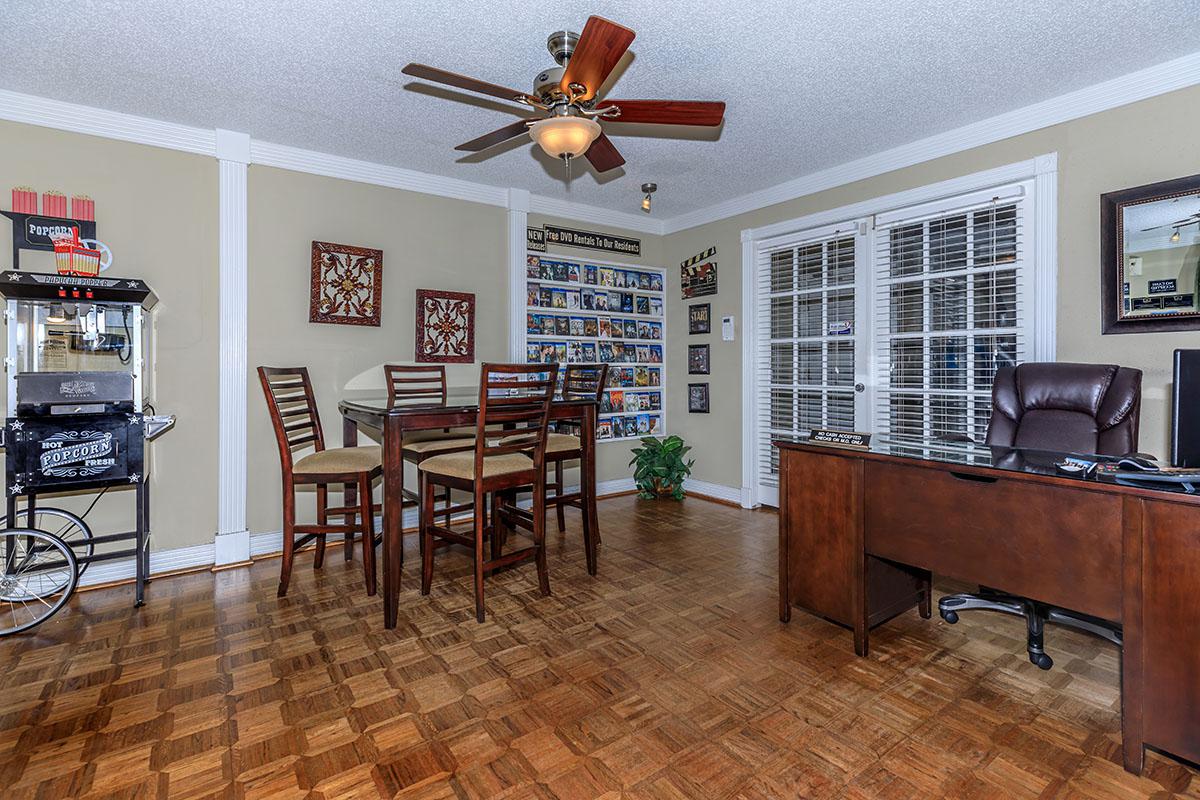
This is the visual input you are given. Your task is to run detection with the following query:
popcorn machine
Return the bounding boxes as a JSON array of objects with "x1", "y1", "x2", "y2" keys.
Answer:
[{"x1": 0, "y1": 270, "x2": 173, "y2": 634}]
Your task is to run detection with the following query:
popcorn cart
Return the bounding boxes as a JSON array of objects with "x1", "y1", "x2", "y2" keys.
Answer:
[{"x1": 0, "y1": 270, "x2": 173, "y2": 634}]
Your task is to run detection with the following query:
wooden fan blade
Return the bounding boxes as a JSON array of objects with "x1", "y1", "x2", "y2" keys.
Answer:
[
  {"x1": 402, "y1": 63, "x2": 535, "y2": 105},
  {"x1": 559, "y1": 16, "x2": 635, "y2": 102},
  {"x1": 455, "y1": 120, "x2": 532, "y2": 152},
  {"x1": 585, "y1": 133, "x2": 625, "y2": 173},
  {"x1": 598, "y1": 99, "x2": 726, "y2": 126}
]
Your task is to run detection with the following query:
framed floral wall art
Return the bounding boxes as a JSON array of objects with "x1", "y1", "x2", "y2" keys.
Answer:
[
  {"x1": 309, "y1": 241, "x2": 383, "y2": 326},
  {"x1": 415, "y1": 289, "x2": 476, "y2": 363}
]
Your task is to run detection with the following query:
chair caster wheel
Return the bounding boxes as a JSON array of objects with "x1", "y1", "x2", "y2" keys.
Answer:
[
  {"x1": 1030, "y1": 652, "x2": 1053, "y2": 670},
  {"x1": 941, "y1": 610, "x2": 959, "y2": 624}
]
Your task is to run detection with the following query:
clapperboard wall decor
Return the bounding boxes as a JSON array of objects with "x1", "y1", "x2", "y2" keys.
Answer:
[{"x1": 681, "y1": 247, "x2": 717, "y2": 298}]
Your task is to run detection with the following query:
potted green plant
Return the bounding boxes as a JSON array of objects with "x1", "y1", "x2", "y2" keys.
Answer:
[{"x1": 629, "y1": 435, "x2": 694, "y2": 500}]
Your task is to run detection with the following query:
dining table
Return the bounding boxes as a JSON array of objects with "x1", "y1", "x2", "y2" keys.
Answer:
[{"x1": 338, "y1": 387, "x2": 600, "y2": 629}]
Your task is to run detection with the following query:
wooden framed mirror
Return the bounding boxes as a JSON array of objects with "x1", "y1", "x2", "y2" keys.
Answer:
[{"x1": 1101, "y1": 173, "x2": 1200, "y2": 334}]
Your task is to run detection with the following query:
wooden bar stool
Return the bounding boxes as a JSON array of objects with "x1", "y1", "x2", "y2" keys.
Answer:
[
  {"x1": 259, "y1": 367, "x2": 382, "y2": 597},
  {"x1": 418, "y1": 362, "x2": 559, "y2": 623},
  {"x1": 384, "y1": 364, "x2": 477, "y2": 535},
  {"x1": 543, "y1": 364, "x2": 607, "y2": 535}
]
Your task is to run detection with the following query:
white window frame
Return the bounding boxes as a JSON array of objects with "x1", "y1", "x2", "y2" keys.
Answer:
[{"x1": 741, "y1": 154, "x2": 1058, "y2": 508}]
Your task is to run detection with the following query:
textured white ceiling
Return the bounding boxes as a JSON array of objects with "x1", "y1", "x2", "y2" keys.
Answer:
[{"x1": 3, "y1": 0, "x2": 1199, "y2": 218}]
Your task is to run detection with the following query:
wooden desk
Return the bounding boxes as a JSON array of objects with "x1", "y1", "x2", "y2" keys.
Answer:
[
  {"x1": 776, "y1": 439, "x2": 1200, "y2": 775},
  {"x1": 339, "y1": 389, "x2": 600, "y2": 630}
]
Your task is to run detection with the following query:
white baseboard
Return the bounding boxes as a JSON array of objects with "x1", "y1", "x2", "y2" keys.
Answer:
[
  {"x1": 597, "y1": 477, "x2": 636, "y2": 496},
  {"x1": 78, "y1": 540, "x2": 215, "y2": 588},
  {"x1": 684, "y1": 479, "x2": 743, "y2": 505}
]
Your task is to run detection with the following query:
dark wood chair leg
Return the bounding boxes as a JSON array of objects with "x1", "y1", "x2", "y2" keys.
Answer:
[
  {"x1": 553, "y1": 459, "x2": 566, "y2": 533},
  {"x1": 343, "y1": 480, "x2": 355, "y2": 562},
  {"x1": 420, "y1": 472, "x2": 435, "y2": 596},
  {"x1": 473, "y1": 486, "x2": 487, "y2": 623},
  {"x1": 359, "y1": 475, "x2": 377, "y2": 596},
  {"x1": 489, "y1": 492, "x2": 502, "y2": 563},
  {"x1": 314, "y1": 484, "x2": 327, "y2": 570},
  {"x1": 443, "y1": 487, "x2": 454, "y2": 528},
  {"x1": 278, "y1": 480, "x2": 296, "y2": 597},
  {"x1": 533, "y1": 476, "x2": 551, "y2": 597}
]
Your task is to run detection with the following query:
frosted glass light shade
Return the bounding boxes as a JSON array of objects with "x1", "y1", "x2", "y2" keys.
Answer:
[{"x1": 528, "y1": 116, "x2": 601, "y2": 159}]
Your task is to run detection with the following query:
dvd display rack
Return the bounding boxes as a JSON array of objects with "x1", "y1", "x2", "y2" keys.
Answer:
[{"x1": 524, "y1": 252, "x2": 667, "y2": 442}]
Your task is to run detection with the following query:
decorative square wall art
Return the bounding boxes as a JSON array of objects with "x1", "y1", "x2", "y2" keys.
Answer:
[
  {"x1": 688, "y1": 303, "x2": 711, "y2": 335},
  {"x1": 310, "y1": 241, "x2": 383, "y2": 326},
  {"x1": 415, "y1": 289, "x2": 476, "y2": 363},
  {"x1": 688, "y1": 344, "x2": 710, "y2": 375},
  {"x1": 687, "y1": 383, "x2": 710, "y2": 413}
]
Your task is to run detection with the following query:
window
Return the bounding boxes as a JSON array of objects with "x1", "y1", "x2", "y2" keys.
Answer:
[
  {"x1": 873, "y1": 190, "x2": 1029, "y2": 444},
  {"x1": 754, "y1": 226, "x2": 861, "y2": 489},
  {"x1": 746, "y1": 167, "x2": 1047, "y2": 507}
]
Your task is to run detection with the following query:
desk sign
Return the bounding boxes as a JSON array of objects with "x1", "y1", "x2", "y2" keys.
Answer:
[
  {"x1": 808, "y1": 428, "x2": 871, "y2": 449},
  {"x1": 1148, "y1": 278, "x2": 1178, "y2": 295}
]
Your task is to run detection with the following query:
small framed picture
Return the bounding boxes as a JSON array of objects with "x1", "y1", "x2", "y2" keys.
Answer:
[
  {"x1": 687, "y1": 383, "x2": 710, "y2": 413},
  {"x1": 688, "y1": 344, "x2": 710, "y2": 375},
  {"x1": 688, "y1": 303, "x2": 711, "y2": 335}
]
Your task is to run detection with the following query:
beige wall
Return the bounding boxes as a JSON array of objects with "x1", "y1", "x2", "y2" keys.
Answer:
[
  {"x1": 665, "y1": 83, "x2": 1200, "y2": 491},
  {"x1": 246, "y1": 167, "x2": 509, "y2": 534},
  {"x1": 0, "y1": 120, "x2": 219, "y2": 550},
  {"x1": 528, "y1": 213, "x2": 664, "y2": 484}
]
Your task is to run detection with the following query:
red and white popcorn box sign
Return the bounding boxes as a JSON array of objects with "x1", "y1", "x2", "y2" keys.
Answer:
[
  {"x1": 10, "y1": 187, "x2": 37, "y2": 214},
  {"x1": 42, "y1": 192, "x2": 67, "y2": 218},
  {"x1": 71, "y1": 195, "x2": 94, "y2": 221}
]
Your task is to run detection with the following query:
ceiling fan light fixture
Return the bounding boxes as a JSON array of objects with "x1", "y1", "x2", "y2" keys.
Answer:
[
  {"x1": 1171, "y1": 229, "x2": 1182, "y2": 242},
  {"x1": 528, "y1": 116, "x2": 601, "y2": 161}
]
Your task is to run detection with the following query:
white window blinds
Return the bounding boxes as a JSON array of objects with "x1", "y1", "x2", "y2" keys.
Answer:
[
  {"x1": 754, "y1": 227, "x2": 859, "y2": 490},
  {"x1": 872, "y1": 185, "x2": 1031, "y2": 444}
]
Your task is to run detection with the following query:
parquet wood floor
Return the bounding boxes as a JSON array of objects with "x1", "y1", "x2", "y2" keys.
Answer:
[{"x1": 0, "y1": 495, "x2": 1197, "y2": 799}]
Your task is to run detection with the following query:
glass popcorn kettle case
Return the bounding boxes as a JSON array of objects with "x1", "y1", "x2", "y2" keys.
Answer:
[{"x1": 1, "y1": 270, "x2": 156, "y2": 417}]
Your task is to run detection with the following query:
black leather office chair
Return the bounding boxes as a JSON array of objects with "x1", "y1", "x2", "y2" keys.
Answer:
[{"x1": 938, "y1": 362, "x2": 1143, "y2": 669}]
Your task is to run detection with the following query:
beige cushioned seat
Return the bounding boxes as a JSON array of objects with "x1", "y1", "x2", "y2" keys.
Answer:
[
  {"x1": 498, "y1": 431, "x2": 580, "y2": 454},
  {"x1": 418, "y1": 451, "x2": 534, "y2": 480},
  {"x1": 294, "y1": 445, "x2": 381, "y2": 474},
  {"x1": 403, "y1": 436, "x2": 476, "y2": 454}
]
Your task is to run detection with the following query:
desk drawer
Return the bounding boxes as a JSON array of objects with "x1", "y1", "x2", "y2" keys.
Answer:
[{"x1": 864, "y1": 461, "x2": 1122, "y2": 620}]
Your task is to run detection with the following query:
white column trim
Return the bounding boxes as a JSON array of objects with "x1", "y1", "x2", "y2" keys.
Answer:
[
  {"x1": 1033, "y1": 153, "x2": 1058, "y2": 361},
  {"x1": 506, "y1": 188, "x2": 531, "y2": 361},
  {"x1": 214, "y1": 129, "x2": 251, "y2": 565},
  {"x1": 740, "y1": 228, "x2": 758, "y2": 509}
]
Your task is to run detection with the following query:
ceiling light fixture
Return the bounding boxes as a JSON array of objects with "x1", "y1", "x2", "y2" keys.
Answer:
[
  {"x1": 528, "y1": 116, "x2": 601, "y2": 167},
  {"x1": 1172, "y1": 229, "x2": 1182, "y2": 243},
  {"x1": 641, "y1": 183, "x2": 657, "y2": 213}
]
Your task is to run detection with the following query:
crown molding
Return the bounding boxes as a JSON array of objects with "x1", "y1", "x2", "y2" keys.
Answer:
[
  {"x1": 0, "y1": 87, "x2": 217, "y2": 156},
  {"x1": 662, "y1": 49, "x2": 1200, "y2": 234},
  {"x1": 249, "y1": 139, "x2": 510, "y2": 207},
  {"x1": 528, "y1": 194, "x2": 665, "y2": 235}
]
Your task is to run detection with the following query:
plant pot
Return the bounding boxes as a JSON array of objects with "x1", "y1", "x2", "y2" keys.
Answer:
[{"x1": 651, "y1": 478, "x2": 679, "y2": 498}]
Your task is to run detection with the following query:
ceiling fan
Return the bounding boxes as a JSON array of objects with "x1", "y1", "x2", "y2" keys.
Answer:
[
  {"x1": 1141, "y1": 211, "x2": 1200, "y2": 242},
  {"x1": 1141, "y1": 212, "x2": 1200, "y2": 232},
  {"x1": 401, "y1": 15, "x2": 726, "y2": 174}
]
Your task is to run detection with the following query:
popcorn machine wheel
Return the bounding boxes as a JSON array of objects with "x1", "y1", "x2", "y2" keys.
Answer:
[{"x1": 0, "y1": 271, "x2": 174, "y2": 635}]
